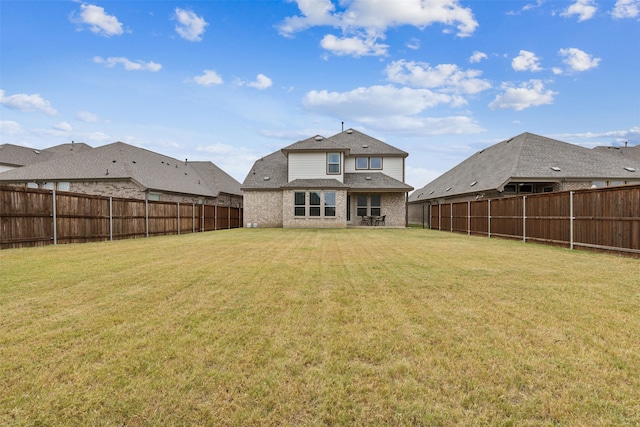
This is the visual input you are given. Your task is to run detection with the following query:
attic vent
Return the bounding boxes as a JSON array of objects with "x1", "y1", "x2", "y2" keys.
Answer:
[
  {"x1": 132, "y1": 161, "x2": 136, "y2": 164},
  {"x1": 346, "y1": 129, "x2": 353, "y2": 134},
  {"x1": 445, "y1": 187, "x2": 452, "y2": 192},
  {"x1": 624, "y1": 167, "x2": 636, "y2": 172},
  {"x1": 33, "y1": 150, "x2": 40, "y2": 154},
  {"x1": 264, "y1": 176, "x2": 270, "y2": 181},
  {"x1": 112, "y1": 160, "x2": 116, "y2": 163},
  {"x1": 365, "y1": 176, "x2": 372, "y2": 180},
  {"x1": 362, "y1": 144, "x2": 369, "y2": 148},
  {"x1": 429, "y1": 190, "x2": 434, "y2": 195},
  {"x1": 470, "y1": 181, "x2": 477, "y2": 187},
  {"x1": 551, "y1": 167, "x2": 561, "y2": 172},
  {"x1": 315, "y1": 136, "x2": 323, "y2": 141}
]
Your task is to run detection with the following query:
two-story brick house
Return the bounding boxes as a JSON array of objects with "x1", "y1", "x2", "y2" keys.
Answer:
[{"x1": 242, "y1": 129, "x2": 413, "y2": 228}]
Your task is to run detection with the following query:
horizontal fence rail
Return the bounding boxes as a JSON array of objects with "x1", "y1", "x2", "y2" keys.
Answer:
[
  {"x1": 427, "y1": 184, "x2": 640, "y2": 258},
  {"x1": 0, "y1": 186, "x2": 243, "y2": 249}
]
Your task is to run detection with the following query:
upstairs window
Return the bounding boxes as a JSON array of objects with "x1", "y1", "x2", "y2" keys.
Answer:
[
  {"x1": 355, "y1": 157, "x2": 382, "y2": 170},
  {"x1": 369, "y1": 157, "x2": 382, "y2": 169},
  {"x1": 327, "y1": 153, "x2": 341, "y2": 174}
]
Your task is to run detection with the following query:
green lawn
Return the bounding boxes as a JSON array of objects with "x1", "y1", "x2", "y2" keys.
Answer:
[{"x1": 1, "y1": 228, "x2": 639, "y2": 426}]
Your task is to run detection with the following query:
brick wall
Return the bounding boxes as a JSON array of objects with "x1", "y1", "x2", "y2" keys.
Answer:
[
  {"x1": 243, "y1": 190, "x2": 283, "y2": 228},
  {"x1": 283, "y1": 189, "x2": 348, "y2": 228}
]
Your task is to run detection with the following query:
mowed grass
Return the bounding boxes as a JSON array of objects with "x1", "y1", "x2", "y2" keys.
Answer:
[{"x1": 1, "y1": 229, "x2": 639, "y2": 426}]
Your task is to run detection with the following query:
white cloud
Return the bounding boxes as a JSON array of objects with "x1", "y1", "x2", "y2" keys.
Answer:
[
  {"x1": 488, "y1": 80, "x2": 557, "y2": 111},
  {"x1": 558, "y1": 48, "x2": 601, "y2": 72},
  {"x1": 54, "y1": 122, "x2": 73, "y2": 132},
  {"x1": 512, "y1": 50, "x2": 543, "y2": 72},
  {"x1": 93, "y1": 56, "x2": 162, "y2": 72},
  {"x1": 303, "y1": 85, "x2": 456, "y2": 118},
  {"x1": 407, "y1": 38, "x2": 421, "y2": 50},
  {"x1": 406, "y1": 165, "x2": 442, "y2": 189},
  {"x1": 77, "y1": 110, "x2": 100, "y2": 123},
  {"x1": 71, "y1": 3, "x2": 124, "y2": 37},
  {"x1": 190, "y1": 70, "x2": 224, "y2": 86},
  {"x1": 247, "y1": 74, "x2": 273, "y2": 90},
  {"x1": 0, "y1": 89, "x2": 58, "y2": 116},
  {"x1": 561, "y1": 0, "x2": 597, "y2": 21},
  {"x1": 612, "y1": 0, "x2": 639, "y2": 18},
  {"x1": 174, "y1": 8, "x2": 208, "y2": 41},
  {"x1": 469, "y1": 51, "x2": 488, "y2": 63},
  {"x1": 196, "y1": 143, "x2": 259, "y2": 181},
  {"x1": 0, "y1": 120, "x2": 23, "y2": 136},
  {"x1": 320, "y1": 33, "x2": 389, "y2": 56},
  {"x1": 277, "y1": 0, "x2": 478, "y2": 57},
  {"x1": 384, "y1": 60, "x2": 491, "y2": 95}
]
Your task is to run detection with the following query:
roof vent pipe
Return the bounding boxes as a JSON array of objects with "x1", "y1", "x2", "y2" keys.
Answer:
[
  {"x1": 185, "y1": 159, "x2": 188, "y2": 166},
  {"x1": 342, "y1": 121, "x2": 344, "y2": 132}
]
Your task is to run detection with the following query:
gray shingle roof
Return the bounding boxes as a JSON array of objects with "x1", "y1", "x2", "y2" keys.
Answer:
[
  {"x1": 241, "y1": 150, "x2": 288, "y2": 190},
  {"x1": 281, "y1": 179, "x2": 349, "y2": 189},
  {"x1": 0, "y1": 142, "x2": 242, "y2": 197},
  {"x1": 409, "y1": 132, "x2": 640, "y2": 202},
  {"x1": 345, "y1": 173, "x2": 413, "y2": 191},
  {"x1": 0, "y1": 142, "x2": 94, "y2": 168},
  {"x1": 328, "y1": 129, "x2": 408, "y2": 156}
]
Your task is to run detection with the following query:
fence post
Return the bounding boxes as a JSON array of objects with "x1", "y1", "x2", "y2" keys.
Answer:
[
  {"x1": 201, "y1": 204, "x2": 205, "y2": 232},
  {"x1": 467, "y1": 201, "x2": 471, "y2": 235},
  {"x1": 109, "y1": 197, "x2": 113, "y2": 241},
  {"x1": 215, "y1": 205, "x2": 218, "y2": 231},
  {"x1": 570, "y1": 191, "x2": 574, "y2": 250},
  {"x1": 523, "y1": 196, "x2": 527, "y2": 242},
  {"x1": 450, "y1": 202, "x2": 453, "y2": 232},
  {"x1": 177, "y1": 202, "x2": 180, "y2": 235},
  {"x1": 145, "y1": 199, "x2": 149, "y2": 238},
  {"x1": 438, "y1": 204, "x2": 441, "y2": 231},
  {"x1": 488, "y1": 199, "x2": 491, "y2": 238},
  {"x1": 192, "y1": 203, "x2": 195, "y2": 233},
  {"x1": 228, "y1": 206, "x2": 231, "y2": 229},
  {"x1": 52, "y1": 190, "x2": 57, "y2": 245}
]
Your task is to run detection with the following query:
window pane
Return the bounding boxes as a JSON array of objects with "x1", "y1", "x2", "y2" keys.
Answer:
[
  {"x1": 295, "y1": 207, "x2": 306, "y2": 216},
  {"x1": 310, "y1": 192, "x2": 321, "y2": 205},
  {"x1": 294, "y1": 192, "x2": 305, "y2": 205},
  {"x1": 325, "y1": 207, "x2": 336, "y2": 216},
  {"x1": 369, "y1": 157, "x2": 382, "y2": 169},
  {"x1": 328, "y1": 153, "x2": 340, "y2": 163},
  {"x1": 327, "y1": 153, "x2": 340, "y2": 174},
  {"x1": 356, "y1": 157, "x2": 368, "y2": 169},
  {"x1": 371, "y1": 194, "x2": 381, "y2": 207},
  {"x1": 324, "y1": 192, "x2": 336, "y2": 206},
  {"x1": 357, "y1": 195, "x2": 368, "y2": 207},
  {"x1": 357, "y1": 207, "x2": 367, "y2": 216},
  {"x1": 310, "y1": 207, "x2": 321, "y2": 216},
  {"x1": 371, "y1": 208, "x2": 381, "y2": 216}
]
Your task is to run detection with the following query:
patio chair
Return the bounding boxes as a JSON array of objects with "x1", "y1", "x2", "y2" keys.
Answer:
[{"x1": 375, "y1": 215, "x2": 386, "y2": 226}]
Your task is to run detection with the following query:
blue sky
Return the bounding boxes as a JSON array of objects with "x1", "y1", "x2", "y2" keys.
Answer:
[{"x1": 1, "y1": 0, "x2": 639, "y2": 189}]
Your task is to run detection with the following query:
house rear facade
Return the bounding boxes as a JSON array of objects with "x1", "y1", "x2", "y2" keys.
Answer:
[{"x1": 242, "y1": 129, "x2": 413, "y2": 228}]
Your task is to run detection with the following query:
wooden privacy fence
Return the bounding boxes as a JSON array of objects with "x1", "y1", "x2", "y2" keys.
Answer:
[
  {"x1": 0, "y1": 186, "x2": 243, "y2": 249},
  {"x1": 427, "y1": 184, "x2": 640, "y2": 257}
]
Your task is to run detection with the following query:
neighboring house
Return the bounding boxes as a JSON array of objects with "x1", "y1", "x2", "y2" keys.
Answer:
[
  {"x1": 0, "y1": 141, "x2": 92, "y2": 173},
  {"x1": 408, "y1": 132, "x2": 640, "y2": 223},
  {"x1": 0, "y1": 141, "x2": 243, "y2": 207},
  {"x1": 242, "y1": 128, "x2": 413, "y2": 228}
]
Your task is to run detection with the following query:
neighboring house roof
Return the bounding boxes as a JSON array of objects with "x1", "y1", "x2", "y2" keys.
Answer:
[
  {"x1": 0, "y1": 141, "x2": 242, "y2": 197},
  {"x1": 0, "y1": 142, "x2": 93, "y2": 168},
  {"x1": 409, "y1": 132, "x2": 640, "y2": 202},
  {"x1": 592, "y1": 145, "x2": 640, "y2": 161},
  {"x1": 242, "y1": 129, "x2": 413, "y2": 192}
]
